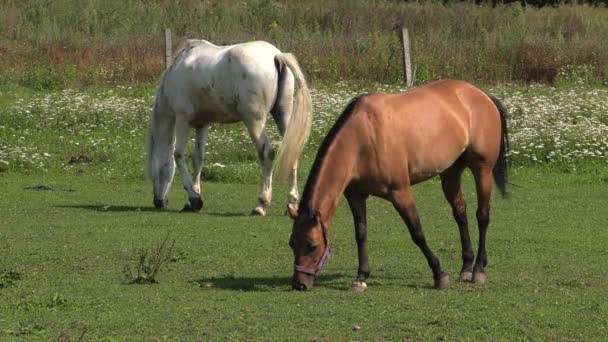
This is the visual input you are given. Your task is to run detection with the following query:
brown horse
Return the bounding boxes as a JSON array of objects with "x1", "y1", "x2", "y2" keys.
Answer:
[{"x1": 288, "y1": 80, "x2": 509, "y2": 291}]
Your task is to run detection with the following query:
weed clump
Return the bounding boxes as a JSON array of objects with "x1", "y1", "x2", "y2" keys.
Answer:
[
  {"x1": 0, "y1": 270, "x2": 22, "y2": 288},
  {"x1": 123, "y1": 235, "x2": 176, "y2": 284}
]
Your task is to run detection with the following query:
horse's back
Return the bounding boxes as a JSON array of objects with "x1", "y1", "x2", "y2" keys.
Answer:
[
  {"x1": 160, "y1": 40, "x2": 283, "y2": 125},
  {"x1": 355, "y1": 80, "x2": 501, "y2": 184},
  {"x1": 422, "y1": 80, "x2": 503, "y2": 166}
]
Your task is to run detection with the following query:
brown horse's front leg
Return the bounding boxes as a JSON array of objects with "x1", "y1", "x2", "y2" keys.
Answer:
[
  {"x1": 346, "y1": 191, "x2": 370, "y2": 292},
  {"x1": 391, "y1": 188, "x2": 450, "y2": 290}
]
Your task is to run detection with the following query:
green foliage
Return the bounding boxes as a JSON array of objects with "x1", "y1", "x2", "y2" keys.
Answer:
[
  {"x1": 47, "y1": 293, "x2": 68, "y2": 308},
  {"x1": 1, "y1": 322, "x2": 45, "y2": 337},
  {"x1": 1, "y1": 82, "x2": 606, "y2": 179},
  {"x1": 18, "y1": 63, "x2": 79, "y2": 91},
  {"x1": 1, "y1": 0, "x2": 608, "y2": 87},
  {"x1": 554, "y1": 64, "x2": 599, "y2": 87},
  {"x1": 0, "y1": 270, "x2": 21, "y2": 288}
]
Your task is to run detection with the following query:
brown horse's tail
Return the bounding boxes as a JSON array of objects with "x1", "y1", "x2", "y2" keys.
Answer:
[{"x1": 489, "y1": 95, "x2": 509, "y2": 198}]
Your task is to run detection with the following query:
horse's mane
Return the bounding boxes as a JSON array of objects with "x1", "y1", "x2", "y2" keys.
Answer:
[{"x1": 298, "y1": 95, "x2": 364, "y2": 219}]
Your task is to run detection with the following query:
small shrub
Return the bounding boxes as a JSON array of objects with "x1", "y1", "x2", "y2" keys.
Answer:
[{"x1": 123, "y1": 235, "x2": 176, "y2": 284}]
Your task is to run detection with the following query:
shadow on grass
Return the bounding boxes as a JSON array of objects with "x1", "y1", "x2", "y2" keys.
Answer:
[
  {"x1": 194, "y1": 273, "x2": 345, "y2": 292},
  {"x1": 204, "y1": 212, "x2": 292, "y2": 218},
  {"x1": 56, "y1": 205, "x2": 287, "y2": 217},
  {"x1": 205, "y1": 212, "x2": 247, "y2": 217},
  {"x1": 55, "y1": 204, "x2": 173, "y2": 213}
]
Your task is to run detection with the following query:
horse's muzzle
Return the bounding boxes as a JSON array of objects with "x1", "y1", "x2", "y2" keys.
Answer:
[{"x1": 292, "y1": 271, "x2": 314, "y2": 291}]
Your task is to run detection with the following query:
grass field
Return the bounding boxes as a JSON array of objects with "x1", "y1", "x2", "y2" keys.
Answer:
[
  {"x1": 1, "y1": 167, "x2": 607, "y2": 340},
  {"x1": 1, "y1": 81, "x2": 607, "y2": 340}
]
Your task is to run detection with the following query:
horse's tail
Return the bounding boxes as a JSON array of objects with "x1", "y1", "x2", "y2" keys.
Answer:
[
  {"x1": 144, "y1": 95, "x2": 159, "y2": 179},
  {"x1": 273, "y1": 53, "x2": 312, "y2": 181},
  {"x1": 489, "y1": 95, "x2": 510, "y2": 198}
]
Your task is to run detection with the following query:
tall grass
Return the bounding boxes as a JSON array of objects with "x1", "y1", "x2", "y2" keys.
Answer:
[{"x1": 1, "y1": 0, "x2": 608, "y2": 87}]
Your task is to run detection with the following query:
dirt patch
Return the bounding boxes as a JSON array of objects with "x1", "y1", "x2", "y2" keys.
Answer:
[
  {"x1": 68, "y1": 154, "x2": 93, "y2": 164},
  {"x1": 25, "y1": 185, "x2": 75, "y2": 192}
]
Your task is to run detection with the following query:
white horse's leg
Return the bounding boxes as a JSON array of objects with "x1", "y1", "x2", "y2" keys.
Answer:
[
  {"x1": 192, "y1": 125, "x2": 209, "y2": 195},
  {"x1": 245, "y1": 119, "x2": 274, "y2": 216},
  {"x1": 287, "y1": 163, "x2": 298, "y2": 212},
  {"x1": 174, "y1": 117, "x2": 203, "y2": 212}
]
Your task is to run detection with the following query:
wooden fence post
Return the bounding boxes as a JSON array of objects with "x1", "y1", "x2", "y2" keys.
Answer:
[
  {"x1": 165, "y1": 28, "x2": 173, "y2": 69},
  {"x1": 401, "y1": 28, "x2": 413, "y2": 87}
]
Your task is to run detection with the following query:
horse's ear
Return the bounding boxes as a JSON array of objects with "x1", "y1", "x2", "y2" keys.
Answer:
[{"x1": 287, "y1": 204, "x2": 298, "y2": 220}]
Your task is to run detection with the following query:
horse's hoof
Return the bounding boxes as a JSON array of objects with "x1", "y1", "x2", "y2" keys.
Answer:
[
  {"x1": 434, "y1": 272, "x2": 450, "y2": 290},
  {"x1": 181, "y1": 197, "x2": 203, "y2": 213},
  {"x1": 190, "y1": 197, "x2": 203, "y2": 211},
  {"x1": 250, "y1": 207, "x2": 266, "y2": 216},
  {"x1": 153, "y1": 199, "x2": 168, "y2": 209},
  {"x1": 351, "y1": 281, "x2": 368, "y2": 292},
  {"x1": 459, "y1": 271, "x2": 473, "y2": 282},
  {"x1": 286, "y1": 202, "x2": 298, "y2": 218},
  {"x1": 473, "y1": 272, "x2": 487, "y2": 285}
]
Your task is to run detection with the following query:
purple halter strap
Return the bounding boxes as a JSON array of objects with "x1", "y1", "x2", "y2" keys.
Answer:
[{"x1": 294, "y1": 220, "x2": 331, "y2": 276}]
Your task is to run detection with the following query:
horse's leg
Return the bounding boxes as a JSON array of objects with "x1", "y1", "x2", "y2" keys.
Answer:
[
  {"x1": 440, "y1": 165, "x2": 474, "y2": 282},
  {"x1": 174, "y1": 117, "x2": 203, "y2": 212},
  {"x1": 150, "y1": 113, "x2": 176, "y2": 209},
  {"x1": 471, "y1": 165, "x2": 494, "y2": 284},
  {"x1": 286, "y1": 164, "x2": 299, "y2": 214},
  {"x1": 390, "y1": 187, "x2": 449, "y2": 289},
  {"x1": 345, "y1": 190, "x2": 369, "y2": 291},
  {"x1": 245, "y1": 119, "x2": 274, "y2": 216},
  {"x1": 191, "y1": 125, "x2": 209, "y2": 204}
]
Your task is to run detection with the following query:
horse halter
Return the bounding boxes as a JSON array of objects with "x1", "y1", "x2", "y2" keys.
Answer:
[{"x1": 293, "y1": 220, "x2": 332, "y2": 276}]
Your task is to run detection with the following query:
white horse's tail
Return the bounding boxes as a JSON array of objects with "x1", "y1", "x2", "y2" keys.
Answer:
[
  {"x1": 273, "y1": 53, "x2": 312, "y2": 181},
  {"x1": 145, "y1": 95, "x2": 159, "y2": 179}
]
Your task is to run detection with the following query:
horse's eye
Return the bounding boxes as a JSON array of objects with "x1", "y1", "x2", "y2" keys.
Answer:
[{"x1": 306, "y1": 242, "x2": 317, "y2": 253}]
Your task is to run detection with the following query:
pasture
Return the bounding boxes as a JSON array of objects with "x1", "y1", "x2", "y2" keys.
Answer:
[{"x1": 1, "y1": 82, "x2": 608, "y2": 340}]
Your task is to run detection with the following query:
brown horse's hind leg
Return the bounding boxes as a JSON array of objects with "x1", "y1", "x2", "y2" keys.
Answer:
[
  {"x1": 440, "y1": 165, "x2": 474, "y2": 282},
  {"x1": 390, "y1": 188, "x2": 449, "y2": 290},
  {"x1": 345, "y1": 190, "x2": 369, "y2": 291},
  {"x1": 471, "y1": 165, "x2": 494, "y2": 284}
]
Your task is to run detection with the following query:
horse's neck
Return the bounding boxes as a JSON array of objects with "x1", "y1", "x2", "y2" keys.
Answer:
[{"x1": 309, "y1": 139, "x2": 355, "y2": 223}]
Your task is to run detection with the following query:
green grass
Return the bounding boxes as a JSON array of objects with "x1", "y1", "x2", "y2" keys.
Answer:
[
  {"x1": 1, "y1": 167, "x2": 607, "y2": 340},
  {"x1": 1, "y1": 80, "x2": 607, "y2": 339},
  {"x1": 2, "y1": 0, "x2": 608, "y2": 86}
]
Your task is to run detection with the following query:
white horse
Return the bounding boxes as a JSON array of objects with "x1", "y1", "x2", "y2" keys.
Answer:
[{"x1": 145, "y1": 40, "x2": 312, "y2": 216}]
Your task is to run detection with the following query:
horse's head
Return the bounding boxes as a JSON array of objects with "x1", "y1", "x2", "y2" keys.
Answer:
[{"x1": 288, "y1": 207, "x2": 331, "y2": 291}]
